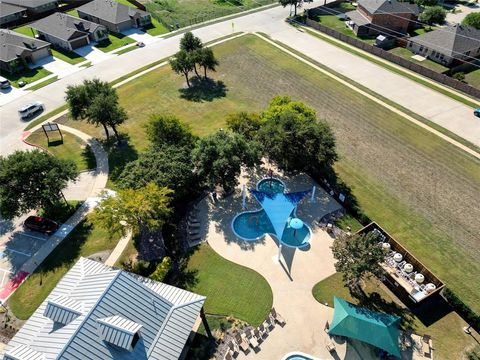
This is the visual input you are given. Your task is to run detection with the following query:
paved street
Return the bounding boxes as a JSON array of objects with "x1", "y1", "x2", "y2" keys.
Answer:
[{"x1": 1, "y1": 2, "x2": 479, "y2": 156}]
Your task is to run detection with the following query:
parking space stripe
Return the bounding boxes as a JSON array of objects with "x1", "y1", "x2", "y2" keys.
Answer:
[
  {"x1": 20, "y1": 232, "x2": 48, "y2": 241},
  {"x1": 5, "y1": 248, "x2": 31, "y2": 257}
]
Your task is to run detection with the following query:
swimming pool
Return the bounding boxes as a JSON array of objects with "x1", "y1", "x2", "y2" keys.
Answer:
[
  {"x1": 232, "y1": 178, "x2": 312, "y2": 247},
  {"x1": 281, "y1": 351, "x2": 320, "y2": 360}
]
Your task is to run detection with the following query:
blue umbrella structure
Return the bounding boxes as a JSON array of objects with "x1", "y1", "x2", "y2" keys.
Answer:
[{"x1": 290, "y1": 218, "x2": 303, "y2": 230}]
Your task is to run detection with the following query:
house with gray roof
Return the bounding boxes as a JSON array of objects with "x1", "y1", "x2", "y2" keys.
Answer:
[
  {"x1": 0, "y1": 29, "x2": 50, "y2": 73},
  {"x1": 406, "y1": 24, "x2": 480, "y2": 66},
  {"x1": 77, "y1": 0, "x2": 151, "y2": 33},
  {"x1": 345, "y1": 0, "x2": 420, "y2": 37},
  {"x1": 1, "y1": 0, "x2": 58, "y2": 16},
  {"x1": 0, "y1": 2, "x2": 26, "y2": 27},
  {"x1": 2, "y1": 257, "x2": 206, "y2": 360},
  {"x1": 31, "y1": 13, "x2": 108, "y2": 51}
]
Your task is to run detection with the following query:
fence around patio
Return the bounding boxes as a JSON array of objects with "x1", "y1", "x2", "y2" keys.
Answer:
[
  {"x1": 302, "y1": 10, "x2": 480, "y2": 100},
  {"x1": 356, "y1": 222, "x2": 445, "y2": 304}
]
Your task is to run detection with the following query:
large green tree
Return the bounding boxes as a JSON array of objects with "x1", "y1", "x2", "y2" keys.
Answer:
[
  {"x1": 144, "y1": 114, "x2": 197, "y2": 149},
  {"x1": 92, "y1": 183, "x2": 172, "y2": 237},
  {"x1": 331, "y1": 232, "x2": 385, "y2": 297},
  {"x1": 197, "y1": 47, "x2": 219, "y2": 80},
  {"x1": 65, "y1": 78, "x2": 126, "y2": 141},
  {"x1": 414, "y1": 0, "x2": 437, "y2": 7},
  {"x1": 226, "y1": 112, "x2": 264, "y2": 141},
  {"x1": 259, "y1": 96, "x2": 337, "y2": 175},
  {"x1": 192, "y1": 130, "x2": 261, "y2": 192},
  {"x1": 462, "y1": 13, "x2": 480, "y2": 30},
  {"x1": 419, "y1": 6, "x2": 446, "y2": 25},
  {"x1": 278, "y1": 0, "x2": 312, "y2": 16},
  {"x1": 0, "y1": 150, "x2": 77, "y2": 219},
  {"x1": 170, "y1": 50, "x2": 194, "y2": 87}
]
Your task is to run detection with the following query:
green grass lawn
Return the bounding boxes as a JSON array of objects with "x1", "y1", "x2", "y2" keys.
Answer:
[
  {"x1": 58, "y1": 33, "x2": 480, "y2": 322},
  {"x1": 13, "y1": 25, "x2": 35, "y2": 37},
  {"x1": 67, "y1": 9, "x2": 79, "y2": 17},
  {"x1": 389, "y1": 47, "x2": 449, "y2": 73},
  {"x1": 334, "y1": 214, "x2": 363, "y2": 232},
  {"x1": 95, "y1": 32, "x2": 135, "y2": 52},
  {"x1": 51, "y1": 48, "x2": 85, "y2": 65},
  {"x1": 27, "y1": 75, "x2": 58, "y2": 91},
  {"x1": 313, "y1": 273, "x2": 477, "y2": 360},
  {"x1": 145, "y1": 17, "x2": 169, "y2": 36},
  {"x1": 0, "y1": 67, "x2": 52, "y2": 88},
  {"x1": 184, "y1": 244, "x2": 272, "y2": 326},
  {"x1": 8, "y1": 219, "x2": 117, "y2": 319},
  {"x1": 464, "y1": 68, "x2": 480, "y2": 89},
  {"x1": 26, "y1": 130, "x2": 96, "y2": 172}
]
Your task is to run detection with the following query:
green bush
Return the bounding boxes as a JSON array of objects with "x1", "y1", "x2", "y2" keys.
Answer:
[{"x1": 443, "y1": 288, "x2": 480, "y2": 331}]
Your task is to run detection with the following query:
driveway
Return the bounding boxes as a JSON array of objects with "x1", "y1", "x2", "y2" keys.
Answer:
[
  {"x1": 30, "y1": 55, "x2": 79, "y2": 79},
  {"x1": 74, "y1": 44, "x2": 115, "y2": 64},
  {"x1": 121, "y1": 28, "x2": 157, "y2": 44},
  {"x1": 446, "y1": 3, "x2": 480, "y2": 24},
  {"x1": 0, "y1": 86, "x2": 25, "y2": 107}
]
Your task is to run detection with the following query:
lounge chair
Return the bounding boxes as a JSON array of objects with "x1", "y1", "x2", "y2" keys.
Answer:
[
  {"x1": 271, "y1": 307, "x2": 286, "y2": 326},
  {"x1": 188, "y1": 223, "x2": 201, "y2": 229},
  {"x1": 266, "y1": 315, "x2": 275, "y2": 330},
  {"x1": 253, "y1": 328, "x2": 263, "y2": 344},
  {"x1": 223, "y1": 351, "x2": 233, "y2": 360},
  {"x1": 422, "y1": 334, "x2": 432, "y2": 356},
  {"x1": 258, "y1": 323, "x2": 268, "y2": 338},
  {"x1": 244, "y1": 329, "x2": 259, "y2": 348},
  {"x1": 326, "y1": 339, "x2": 336, "y2": 353},
  {"x1": 234, "y1": 333, "x2": 249, "y2": 353},
  {"x1": 227, "y1": 340, "x2": 239, "y2": 354}
]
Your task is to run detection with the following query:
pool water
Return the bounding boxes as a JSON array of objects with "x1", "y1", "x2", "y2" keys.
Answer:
[
  {"x1": 285, "y1": 356, "x2": 312, "y2": 360},
  {"x1": 233, "y1": 210, "x2": 275, "y2": 240},
  {"x1": 257, "y1": 178, "x2": 285, "y2": 194}
]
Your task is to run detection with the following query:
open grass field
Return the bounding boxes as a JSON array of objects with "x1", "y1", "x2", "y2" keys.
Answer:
[
  {"x1": 145, "y1": 0, "x2": 275, "y2": 29},
  {"x1": 26, "y1": 130, "x2": 96, "y2": 172},
  {"x1": 185, "y1": 244, "x2": 272, "y2": 326},
  {"x1": 312, "y1": 273, "x2": 479, "y2": 359},
  {"x1": 59, "y1": 33, "x2": 480, "y2": 320},
  {"x1": 8, "y1": 219, "x2": 117, "y2": 319}
]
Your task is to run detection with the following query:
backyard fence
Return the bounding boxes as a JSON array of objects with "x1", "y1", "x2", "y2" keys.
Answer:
[{"x1": 302, "y1": 15, "x2": 480, "y2": 100}]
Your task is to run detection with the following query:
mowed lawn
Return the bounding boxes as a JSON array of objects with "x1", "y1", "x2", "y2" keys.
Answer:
[
  {"x1": 60, "y1": 35, "x2": 480, "y2": 315},
  {"x1": 185, "y1": 244, "x2": 272, "y2": 326}
]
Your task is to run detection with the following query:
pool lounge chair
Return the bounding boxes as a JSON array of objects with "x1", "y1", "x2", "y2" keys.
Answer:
[
  {"x1": 253, "y1": 328, "x2": 263, "y2": 343},
  {"x1": 271, "y1": 307, "x2": 286, "y2": 326},
  {"x1": 244, "y1": 329, "x2": 259, "y2": 349},
  {"x1": 227, "y1": 340, "x2": 239, "y2": 354},
  {"x1": 223, "y1": 351, "x2": 233, "y2": 360},
  {"x1": 258, "y1": 323, "x2": 268, "y2": 338},
  {"x1": 234, "y1": 333, "x2": 249, "y2": 353},
  {"x1": 326, "y1": 339, "x2": 336, "y2": 353}
]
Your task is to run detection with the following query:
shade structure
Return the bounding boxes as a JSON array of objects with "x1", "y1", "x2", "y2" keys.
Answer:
[
  {"x1": 328, "y1": 297, "x2": 402, "y2": 358},
  {"x1": 290, "y1": 218, "x2": 303, "y2": 230},
  {"x1": 249, "y1": 189, "x2": 310, "y2": 240}
]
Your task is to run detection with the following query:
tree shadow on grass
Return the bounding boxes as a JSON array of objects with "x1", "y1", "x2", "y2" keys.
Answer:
[
  {"x1": 185, "y1": 332, "x2": 217, "y2": 360},
  {"x1": 168, "y1": 246, "x2": 199, "y2": 290},
  {"x1": 103, "y1": 133, "x2": 138, "y2": 183},
  {"x1": 179, "y1": 77, "x2": 227, "y2": 102},
  {"x1": 81, "y1": 145, "x2": 97, "y2": 170}
]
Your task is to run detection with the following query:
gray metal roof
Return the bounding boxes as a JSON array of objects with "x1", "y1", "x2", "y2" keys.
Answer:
[
  {"x1": 410, "y1": 24, "x2": 480, "y2": 57},
  {"x1": 3, "y1": 257, "x2": 205, "y2": 360},
  {"x1": 31, "y1": 13, "x2": 105, "y2": 42},
  {"x1": 77, "y1": 0, "x2": 149, "y2": 25},
  {"x1": 359, "y1": 0, "x2": 420, "y2": 15},
  {"x1": 0, "y1": 2, "x2": 26, "y2": 18},
  {"x1": 1, "y1": 0, "x2": 57, "y2": 10},
  {"x1": 0, "y1": 29, "x2": 50, "y2": 63}
]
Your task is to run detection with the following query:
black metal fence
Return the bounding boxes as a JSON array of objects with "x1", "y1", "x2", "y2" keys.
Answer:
[{"x1": 303, "y1": 16, "x2": 480, "y2": 100}]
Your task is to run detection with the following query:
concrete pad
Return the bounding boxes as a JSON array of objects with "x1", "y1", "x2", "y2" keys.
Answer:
[
  {"x1": 121, "y1": 28, "x2": 156, "y2": 44},
  {"x1": 0, "y1": 86, "x2": 26, "y2": 107},
  {"x1": 30, "y1": 55, "x2": 79, "y2": 78},
  {"x1": 63, "y1": 170, "x2": 96, "y2": 201},
  {"x1": 74, "y1": 44, "x2": 115, "y2": 64},
  {"x1": 411, "y1": 54, "x2": 426, "y2": 62}
]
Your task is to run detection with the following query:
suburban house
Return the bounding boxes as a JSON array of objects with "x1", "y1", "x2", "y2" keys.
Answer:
[
  {"x1": 345, "y1": 0, "x2": 420, "y2": 37},
  {"x1": 0, "y1": 29, "x2": 51, "y2": 73},
  {"x1": 77, "y1": 0, "x2": 152, "y2": 33},
  {"x1": 0, "y1": 2, "x2": 26, "y2": 27},
  {"x1": 2, "y1": 257, "x2": 206, "y2": 360},
  {"x1": 31, "y1": 13, "x2": 108, "y2": 51},
  {"x1": 407, "y1": 24, "x2": 480, "y2": 66},
  {"x1": 1, "y1": 0, "x2": 58, "y2": 16}
]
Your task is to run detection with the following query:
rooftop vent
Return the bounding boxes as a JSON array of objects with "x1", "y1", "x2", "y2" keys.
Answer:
[
  {"x1": 43, "y1": 296, "x2": 83, "y2": 326},
  {"x1": 97, "y1": 315, "x2": 142, "y2": 351}
]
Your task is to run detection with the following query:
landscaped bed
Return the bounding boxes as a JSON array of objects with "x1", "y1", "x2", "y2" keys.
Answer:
[
  {"x1": 26, "y1": 130, "x2": 96, "y2": 172},
  {"x1": 312, "y1": 273, "x2": 477, "y2": 359},
  {"x1": 54, "y1": 34, "x2": 480, "y2": 357}
]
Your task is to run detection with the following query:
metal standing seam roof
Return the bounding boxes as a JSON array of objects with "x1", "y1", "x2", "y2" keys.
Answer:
[
  {"x1": 77, "y1": 0, "x2": 149, "y2": 25},
  {"x1": 3, "y1": 257, "x2": 206, "y2": 360},
  {"x1": 328, "y1": 297, "x2": 402, "y2": 357},
  {"x1": 31, "y1": 13, "x2": 105, "y2": 42}
]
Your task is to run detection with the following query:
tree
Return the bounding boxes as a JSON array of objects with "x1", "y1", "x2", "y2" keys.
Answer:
[
  {"x1": 118, "y1": 146, "x2": 198, "y2": 201},
  {"x1": 331, "y1": 232, "x2": 385, "y2": 297},
  {"x1": 0, "y1": 150, "x2": 77, "y2": 219},
  {"x1": 226, "y1": 112, "x2": 264, "y2": 141},
  {"x1": 278, "y1": 0, "x2": 312, "y2": 16},
  {"x1": 192, "y1": 130, "x2": 261, "y2": 192},
  {"x1": 462, "y1": 12, "x2": 480, "y2": 29},
  {"x1": 144, "y1": 114, "x2": 197, "y2": 149},
  {"x1": 197, "y1": 47, "x2": 219, "y2": 79},
  {"x1": 150, "y1": 256, "x2": 171, "y2": 282},
  {"x1": 180, "y1": 32, "x2": 203, "y2": 77},
  {"x1": 414, "y1": 0, "x2": 437, "y2": 7},
  {"x1": 91, "y1": 183, "x2": 173, "y2": 237},
  {"x1": 170, "y1": 50, "x2": 194, "y2": 87},
  {"x1": 258, "y1": 96, "x2": 337, "y2": 175},
  {"x1": 419, "y1": 6, "x2": 446, "y2": 25},
  {"x1": 88, "y1": 93, "x2": 127, "y2": 141},
  {"x1": 65, "y1": 78, "x2": 125, "y2": 140}
]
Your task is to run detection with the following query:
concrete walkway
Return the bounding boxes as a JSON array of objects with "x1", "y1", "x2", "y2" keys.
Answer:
[{"x1": 104, "y1": 230, "x2": 132, "y2": 267}]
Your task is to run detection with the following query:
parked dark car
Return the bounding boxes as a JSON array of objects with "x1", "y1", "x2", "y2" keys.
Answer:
[
  {"x1": 474, "y1": 108, "x2": 480, "y2": 117},
  {"x1": 24, "y1": 216, "x2": 59, "y2": 235}
]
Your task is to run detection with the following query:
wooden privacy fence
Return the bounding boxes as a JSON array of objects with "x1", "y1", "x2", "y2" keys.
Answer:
[{"x1": 303, "y1": 16, "x2": 480, "y2": 100}]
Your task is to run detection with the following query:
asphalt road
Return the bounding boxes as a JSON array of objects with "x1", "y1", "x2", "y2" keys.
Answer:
[{"x1": 1, "y1": 2, "x2": 479, "y2": 154}]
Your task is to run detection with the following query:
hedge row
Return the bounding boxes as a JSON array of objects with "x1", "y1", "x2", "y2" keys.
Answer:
[{"x1": 443, "y1": 288, "x2": 480, "y2": 332}]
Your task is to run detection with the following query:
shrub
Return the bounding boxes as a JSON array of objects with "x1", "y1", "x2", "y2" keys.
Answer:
[{"x1": 442, "y1": 288, "x2": 480, "y2": 331}]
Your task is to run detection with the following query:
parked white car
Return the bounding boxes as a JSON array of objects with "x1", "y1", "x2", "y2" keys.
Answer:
[{"x1": 18, "y1": 101, "x2": 44, "y2": 119}]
